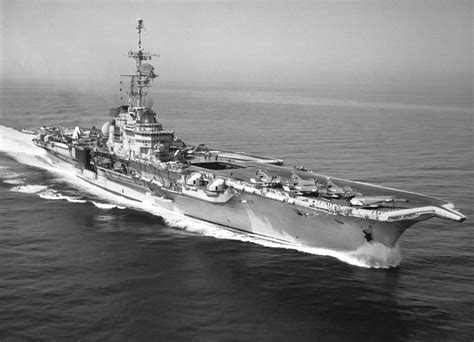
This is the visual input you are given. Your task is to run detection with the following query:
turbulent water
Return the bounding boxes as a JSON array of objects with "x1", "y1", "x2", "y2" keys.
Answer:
[{"x1": 0, "y1": 81, "x2": 472, "y2": 340}]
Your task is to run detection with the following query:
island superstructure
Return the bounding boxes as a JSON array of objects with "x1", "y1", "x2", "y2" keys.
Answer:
[{"x1": 31, "y1": 19, "x2": 466, "y2": 255}]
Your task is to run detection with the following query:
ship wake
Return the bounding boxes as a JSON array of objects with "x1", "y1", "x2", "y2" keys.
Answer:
[
  {"x1": 1, "y1": 125, "x2": 401, "y2": 268},
  {"x1": 8, "y1": 183, "x2": 127, "y2": 207}
]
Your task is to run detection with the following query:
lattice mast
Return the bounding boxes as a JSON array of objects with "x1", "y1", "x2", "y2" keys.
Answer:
[{"x1": 126, "y1": 18, "x2": 158, "y2": 112}]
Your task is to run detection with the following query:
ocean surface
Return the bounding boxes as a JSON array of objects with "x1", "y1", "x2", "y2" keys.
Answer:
[{"x1": 0, "y1": 81, "x2": 472, "y2": 341}]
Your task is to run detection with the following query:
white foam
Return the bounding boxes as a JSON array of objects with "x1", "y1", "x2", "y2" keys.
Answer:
[
  {"x1": 0, "y1": 125, "x2": 400, "y2": 268},
  {"x1": 66, "y1": 197, "x2": 88, "y2": 203},
  {"x1": 10, "y1": 184, "x2": 48, "y2": 194},
  {"x1": 0, "y1": 170, "x2": 22, "y2": 179},
  {"x1": 37, "y1": 189, "x2": 60, "y2": 199},
  {"x1": 0, "y1": 168, "x2": 26, "y2": 183},
  {"x1": 36, "y1": 189, "x2": 86, "y2": 203},
  {"x1": 91, "y1": 201, "x2": 126, "y2": 210},
  {"x1": 3, "y1": 178, "x2": 26, "y2": 185},
  {"x1": 0, "y1": 126, "x2": 46, "y2": 157},
  {"x1": 347, "y1": 241, "x2": 401, "y2": 268}
]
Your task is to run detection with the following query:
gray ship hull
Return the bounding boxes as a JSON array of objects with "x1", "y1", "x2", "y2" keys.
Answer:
[{"x1": 166, "y1": 188, "x2": 414, "y2": 250}]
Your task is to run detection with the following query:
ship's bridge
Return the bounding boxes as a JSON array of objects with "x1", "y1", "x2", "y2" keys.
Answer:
[
  {"x1": 134, "y1": 123, "x2": 164, "y2": 132},
  {"x1": 131, "y1": 122, "x2": 175, "y2": 159}
]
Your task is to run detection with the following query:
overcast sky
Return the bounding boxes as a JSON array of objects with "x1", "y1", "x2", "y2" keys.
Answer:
[{"x1": 1, "y1": 0, "x2": 472, "y2": 90}]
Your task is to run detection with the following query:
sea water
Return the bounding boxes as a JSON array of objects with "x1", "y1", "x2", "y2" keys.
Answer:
[{"x1": 0, "y1": 81, "x2": 472, "y2": 340}]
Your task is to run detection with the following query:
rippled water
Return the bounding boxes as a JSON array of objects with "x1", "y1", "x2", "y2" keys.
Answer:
[{"x1": 0, "y1": 81, "x2": 472, "y2": 340}]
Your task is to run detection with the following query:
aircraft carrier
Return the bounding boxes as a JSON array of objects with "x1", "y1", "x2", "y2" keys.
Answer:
[{"x1": 30, "y1": 19, "x2": 466, "y2": 255}]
